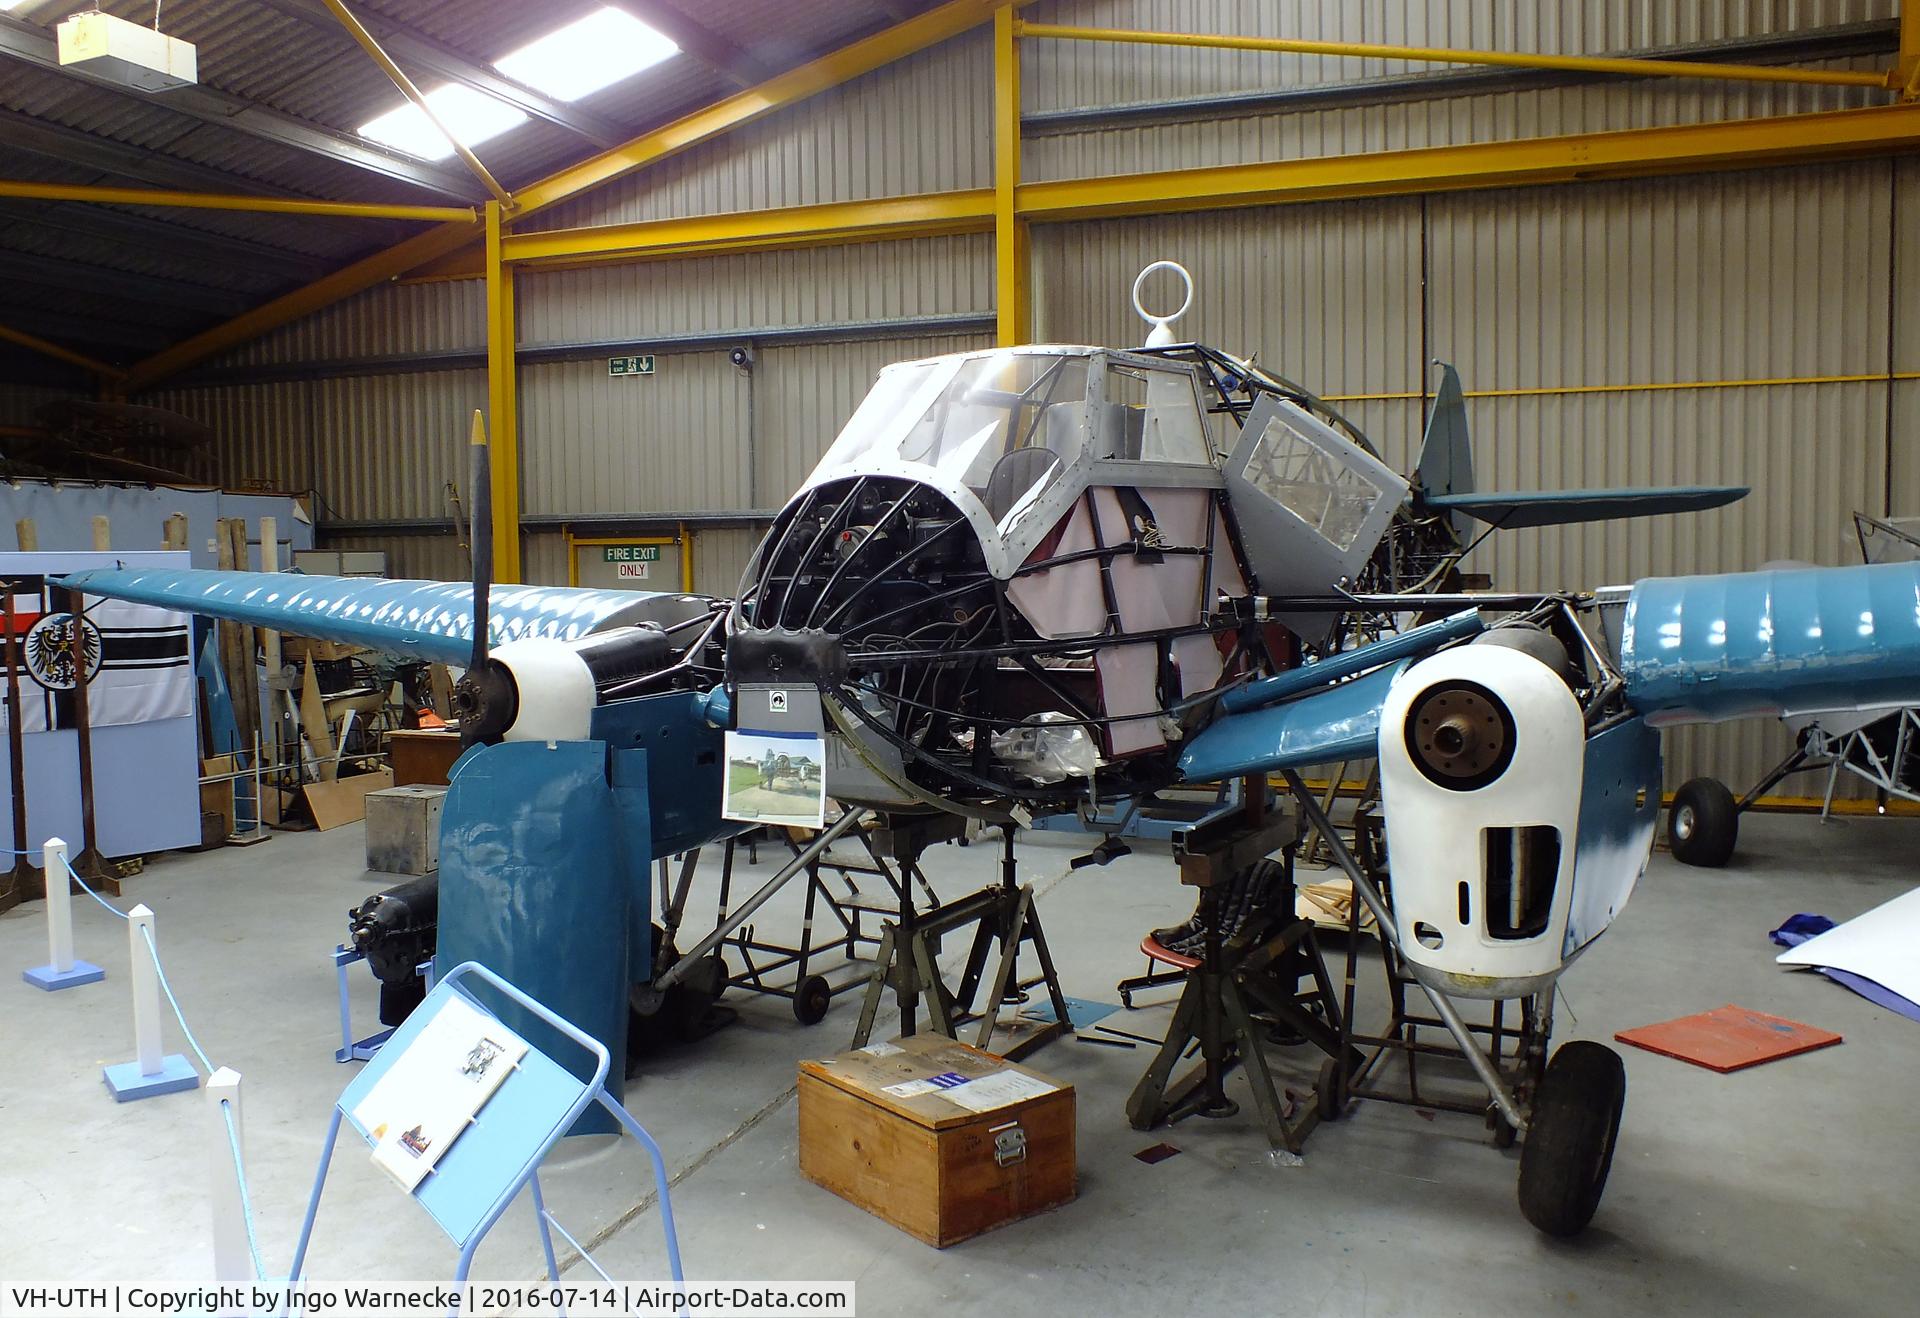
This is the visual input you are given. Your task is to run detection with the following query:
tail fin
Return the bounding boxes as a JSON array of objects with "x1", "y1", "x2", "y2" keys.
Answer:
[{"x1": 1416, "y1": 363, "x2": 1474, "y2": 539}]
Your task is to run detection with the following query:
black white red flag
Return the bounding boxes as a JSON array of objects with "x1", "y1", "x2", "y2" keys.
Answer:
[{"x1": 1, "y1": 577, "x2": 193, "y2": 732}]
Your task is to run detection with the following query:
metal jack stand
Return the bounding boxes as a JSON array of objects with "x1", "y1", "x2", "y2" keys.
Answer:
[
  {"x1": 851, "y1": 818, "x2": 1071, "y2": 1061},
  {"x1": 1125, "y1": 786, "x2": 1353, "y2": 1155}
]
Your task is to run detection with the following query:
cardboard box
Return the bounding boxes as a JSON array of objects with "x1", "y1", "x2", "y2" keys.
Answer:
[
  {"x1": 365, "y1": 784, "x2": 445, "y2": 874},
  {"x1": 798, "y1": 1034, "x2": 1075, "y2": 1247}
]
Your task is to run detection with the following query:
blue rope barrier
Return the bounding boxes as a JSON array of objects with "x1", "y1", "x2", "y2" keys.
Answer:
[
  {"x1": 58, "y1": 855, "x2": 130, "y2": 921},
  {"x1": 220, "y1": 1099, "x2": 268, "y2": 1282},
  {"x1": 135, "y1": 922, "x2": 216, "y2": 1075},
  {"x1": 40, "y1": 846, "x2": 268, "y2": 1274}
]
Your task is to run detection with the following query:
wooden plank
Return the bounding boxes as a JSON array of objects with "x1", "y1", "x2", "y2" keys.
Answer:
[
  {"x1": 298, "y1": 656, "x2": 337, "y2": 782},
  {"x1": 14, "y1": 519, "x2": 36, "y2": 551},
  {"x1": 90, "y1": 514, "x2": 110, "y2": 550},
  {"x1": 303, "y1": 768, "x2": 394, "y2": 831},
  {"x1": 798, "y1": 1072, "x2": 944, "y2": 1246}
]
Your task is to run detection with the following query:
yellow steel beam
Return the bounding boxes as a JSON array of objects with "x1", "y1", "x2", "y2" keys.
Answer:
[
  {"x1": 994, "y1": 6, "x2": 1029, "y2": 346},
  {"x1": 1016, "y1": 104, "x2": 1920, "y2": 221},
  {"x1": 398, "y1": 106, "x2": 1920, "y2": 282},
  {"x1": 1015, "y1": 20, "x2": 1898, "y2": 91},
  {"x1": 0, "y1": 322, "x2": 125, "y2": 382},
  {"x1": 0, "y1": 178, "x2": 477, "y2": 223},
  {"x1": 317, "y1": 0, "x2": 512, "y2": 207},
  {"x1": 122, "y1": 0, "x2": 1012, "y2": 390},
  {"x1": 484, "y1": 201, "x2": 522, "y2": 584},
  {"x1": 512, "y1": 0, "x2": 1016, "y2": 215},
  {"x1": 1902, "y1": 1, "x2": 1920, "y2": 97},
  {"x1": 500, "y1": 190, "x2": 995, "y2": 267}
]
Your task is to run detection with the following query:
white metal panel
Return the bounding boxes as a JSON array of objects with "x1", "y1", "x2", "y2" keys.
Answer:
[{"x1": 310, "y1": 370, "x2": 485, "y2": 523}]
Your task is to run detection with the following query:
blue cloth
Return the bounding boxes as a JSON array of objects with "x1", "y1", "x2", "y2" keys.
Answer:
[{"x1": 1771, "y1": 913, "x2": 1920, "y2": 1023}]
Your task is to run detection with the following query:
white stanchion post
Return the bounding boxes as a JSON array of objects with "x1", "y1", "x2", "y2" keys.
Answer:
[
  {"x1": 102, "y1": 904, "x2": 199, "y2": 1101},
  {"x1": 129, "y1": 905, "x2": 163, "y2": 1074},
  {"x1": 206, "y1": 1068, "x2": 253, "y2": 1283},
  {"x1": 22, "y1": 837, "x2": 104, "y2": 991}
]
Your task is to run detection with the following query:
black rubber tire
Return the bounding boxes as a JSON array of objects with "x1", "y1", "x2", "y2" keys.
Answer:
[
  {"x1": 1668, "y1": 777, "x2": 1738, "y2": 868},
  {"x1": 793, "y1": 974, "x2": 833, "y2": 1026},
  {"x1": 1518, "y1": 1041, "x2": 1627, "y2": 1238},
  {"x1": 1316, "y1": 1056, "x2": 1348, "y2": 1122}
]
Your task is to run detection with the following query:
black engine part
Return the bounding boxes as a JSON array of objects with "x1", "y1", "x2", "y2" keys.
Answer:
[{"x1": 348, "y1": 874, "x2": 439, "y2": 1026}]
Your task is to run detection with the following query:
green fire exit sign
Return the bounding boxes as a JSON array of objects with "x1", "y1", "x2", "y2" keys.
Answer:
[
  {"x1": 602, "y1": 545, "x2": 661, "y2": 563},
  {"x1": 608, "y1": 354, "x2": 656, "y2": 376}
]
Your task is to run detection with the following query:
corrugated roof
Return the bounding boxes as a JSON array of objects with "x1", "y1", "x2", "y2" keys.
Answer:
[{"x1": 0, "y1": 0, "x2": 943, "y2": 380}]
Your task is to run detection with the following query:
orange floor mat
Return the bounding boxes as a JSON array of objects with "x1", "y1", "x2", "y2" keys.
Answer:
[{"x1": 1615, "y1": 1004, "x2": 1842, "y2": 1073}]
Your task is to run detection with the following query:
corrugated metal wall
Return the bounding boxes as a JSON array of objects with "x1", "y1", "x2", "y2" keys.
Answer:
[{"x1": 133, "y1": 0, "x2": 1920, "y2": 797}]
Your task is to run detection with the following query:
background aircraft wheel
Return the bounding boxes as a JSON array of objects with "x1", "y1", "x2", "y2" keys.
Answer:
[
  {"x1": 1668, "y1": 777, "x2": 1737, "y2": 867},
  {"x1": 1517, "y1": 1041, "x2": 1626, "y2": 1237},
  {"x1": 1316, "y1": 1056, "x2": 1348, "y2": 1121},
  {"x1": 793, "y1": 974, "x2": 833, "y2": 1025}
]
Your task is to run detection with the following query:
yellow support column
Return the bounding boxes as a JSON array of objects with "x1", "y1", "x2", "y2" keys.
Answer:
[
  {"x1": 484, "y1": 201, "x2": 523, "y2": 584},
  {"x1": 994, "y1": 6, "x2": 1030, "y2": 346},
  {"x1": 1901, "y1": 1, "x2": 1920, "y2": 97}
]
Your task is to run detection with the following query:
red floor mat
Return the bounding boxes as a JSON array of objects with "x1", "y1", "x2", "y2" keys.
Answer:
[{"x1": 1614, "y1": 1004, "x2": 1842, "y2": 1073}]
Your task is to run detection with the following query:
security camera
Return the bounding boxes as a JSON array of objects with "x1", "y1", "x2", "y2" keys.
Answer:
[{"x1": 728, "y1": 345, "x2": 755, "y2": 370}]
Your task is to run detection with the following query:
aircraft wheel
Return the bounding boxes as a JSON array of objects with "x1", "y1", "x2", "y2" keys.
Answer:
[
  {"x1": 1517, "y1": 1041, "x2": 1626, "y2": 1238},
  {"x1": 793, "y1": 974, "x2": 833, "y2": 1026},
  {"x1": 1668, "y1": 777, "x2": 1737, "y2": 867},
  {"x1": 1316, "y1": 1056, "x2": 1348, "y2": 1122}
]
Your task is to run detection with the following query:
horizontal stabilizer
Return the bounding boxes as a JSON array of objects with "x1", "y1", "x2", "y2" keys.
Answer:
[
  {"x1": 1427, "y1": 485, "x2": 1748, "y2": 529},
  {"x1": 1622, "y1": 559, "x2": 1920, "y2": 725},
  {"x1": 56, "y1": 567, "x2": 709, "y2": 667}
]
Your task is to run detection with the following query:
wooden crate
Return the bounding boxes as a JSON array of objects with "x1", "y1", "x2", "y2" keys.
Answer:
[{"x1": 798, "y1": 1034, "x2": 1075, "y2": 1248}]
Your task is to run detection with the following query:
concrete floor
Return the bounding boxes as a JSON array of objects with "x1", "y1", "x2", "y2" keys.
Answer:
[{"x1": 2, "y1": 810, "x2": 1916, "y2": 1315}]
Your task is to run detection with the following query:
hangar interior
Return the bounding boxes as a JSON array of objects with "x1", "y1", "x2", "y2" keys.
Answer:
[{"x1": 2, "y1": 2, "x2": 1918, "y2": 1313}]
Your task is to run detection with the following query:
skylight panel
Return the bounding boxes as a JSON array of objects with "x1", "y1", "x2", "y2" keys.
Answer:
[
  {"x1": 494, "y1": 6, "x2": 679, "y2": 102},
  {"x1": 360, "y1": 85, "x2": 527, "y2": 161}
]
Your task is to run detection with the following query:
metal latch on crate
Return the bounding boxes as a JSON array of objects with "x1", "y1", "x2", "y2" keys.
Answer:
[{"x1": 989, "y1": 1120, "x2": 1027, "y2": 1167}]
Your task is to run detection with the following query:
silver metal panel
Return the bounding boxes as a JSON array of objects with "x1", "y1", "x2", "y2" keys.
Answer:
[
  {"x1": 519, "y1": 353, "x2": 750, "y2": 516},
  {"x1": 311, "y1": 370, "x2": 486, "y2": 523},
  {"x1": 1031, "y1": 201, "x2": 1425, "y2": 398},
  {"x1": 535, "y1": 32, "x2": 993, "y2": 231},
  {"x1": 516, "y1": 234, "x2": 993, "y2": 346}
]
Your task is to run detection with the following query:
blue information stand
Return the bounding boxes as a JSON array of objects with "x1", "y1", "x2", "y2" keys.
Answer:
[{"x1": 290, "y1": 962, "x2": 683, "y2": 1302}]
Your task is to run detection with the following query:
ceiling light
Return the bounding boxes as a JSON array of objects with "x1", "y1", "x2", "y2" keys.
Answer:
[
  {"x1": 360, "y1": 84, "x2": 527, "y2": 161},
  {"x1": 494, "y1": 6, "x2": 678, "y2": 102}
]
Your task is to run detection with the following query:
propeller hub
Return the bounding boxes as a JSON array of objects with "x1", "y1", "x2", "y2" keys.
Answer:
[{"x1": 451, "y1": 658, "x2": 519, "y2": 746}]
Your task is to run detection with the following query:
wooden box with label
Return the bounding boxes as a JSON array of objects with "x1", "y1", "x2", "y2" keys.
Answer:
[{"x1": 797, "y1": 1034, "x2": 1075, "y2": 1247}]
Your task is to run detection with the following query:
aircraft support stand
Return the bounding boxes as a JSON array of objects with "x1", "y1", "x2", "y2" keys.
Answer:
[
  {"x1": 1124, "y1": 792, "x2": 1354, "y2": 1154},
  {"x1": 852, "y1": 819, "x2": 1070, "y2": 1061}
]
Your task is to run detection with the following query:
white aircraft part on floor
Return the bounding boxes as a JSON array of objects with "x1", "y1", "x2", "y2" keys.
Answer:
[{"x1": 1776, "y1": 885, "x2": 1920, "y2": 1008}]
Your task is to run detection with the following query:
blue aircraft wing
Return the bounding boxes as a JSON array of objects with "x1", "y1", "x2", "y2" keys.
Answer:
[
  {"x1": 1425, "y1": 485, "x2": 1749, "y2": 529},
  {"x1": 1619, "y1": 559, "x2": 1920, "y2": 725},
  {"x1": 57, "y1": 566, "x2": 711, "y2": 667}
]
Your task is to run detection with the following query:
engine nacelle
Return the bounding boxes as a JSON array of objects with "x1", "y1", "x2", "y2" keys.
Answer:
[
  {"x1": 1378, "y1": 643, "x2": 1586, "y2": 999},
  {"x1": 457, "y1": 625, "x2": 678, "y2": 743}
]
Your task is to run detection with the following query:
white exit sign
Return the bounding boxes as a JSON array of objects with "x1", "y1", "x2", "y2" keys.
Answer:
[{"x1": 608, "y1": 355, "x2": 656, "y2": 376}]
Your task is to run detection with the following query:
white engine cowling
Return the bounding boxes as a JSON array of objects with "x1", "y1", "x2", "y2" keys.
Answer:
[{"x1": 1378, "y1": 644, "x2": 1586, "y2": 999}]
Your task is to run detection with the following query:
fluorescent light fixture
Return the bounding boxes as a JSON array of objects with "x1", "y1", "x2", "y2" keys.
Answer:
[
  {"x1": 494, "y1": 6, "x2": 678, "y2": 102},
  {"x1": 360, "y1": 84, "x2": 527, "y2": 161}
]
